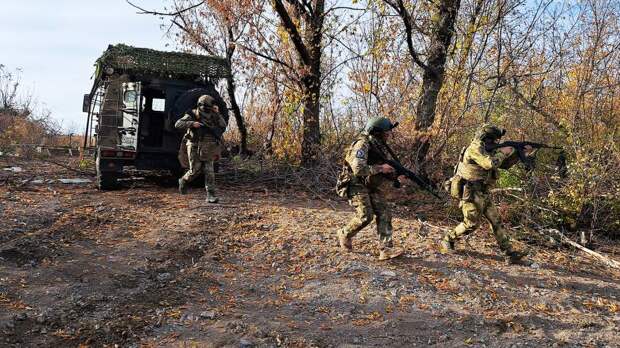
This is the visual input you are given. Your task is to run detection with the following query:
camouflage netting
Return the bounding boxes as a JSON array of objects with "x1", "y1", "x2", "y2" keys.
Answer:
[{"x1": 95, "y1": 44, "x2": 231, "y2": 80}]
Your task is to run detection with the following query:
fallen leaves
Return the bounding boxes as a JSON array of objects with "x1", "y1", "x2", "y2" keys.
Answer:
[{"x1": 352, "y1": 311, "x2": 383, "y2": 326}]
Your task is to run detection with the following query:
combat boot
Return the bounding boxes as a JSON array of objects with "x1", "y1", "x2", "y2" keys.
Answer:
[
  {"x1": 438, "y1": 238, "x2": 455, "y2": 254},
  {"x1": 505, "y1": 250, "x2": 532, "y2": 266},
  {"x1": 336, "y1": 229, "x2": 352, "y2": 252},
  {"x1": 378, "y1": 247, "x2": 403, "y2": 261},
  {"x1": 206, "y1": 189, "x2": 219, "y2": 203},
  {"x1": 178, "y1": 178, "x2": 187, "y2": 195}
]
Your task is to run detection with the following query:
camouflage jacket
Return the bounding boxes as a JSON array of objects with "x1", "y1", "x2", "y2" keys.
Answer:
[
  {"x1": 456, "y1": 139, "x2": 512, "y2": 186},
  {"x1": 175, "y1": 108, "x2": 226, "y2": 143},
  {"x1": 343, "y1": 133, "x2": 392, "y2": 189}
]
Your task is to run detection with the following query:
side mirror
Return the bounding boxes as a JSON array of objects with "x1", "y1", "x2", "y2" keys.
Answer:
[{"x1": 82, "y1": 94, "x2": 91, "y2": 113}]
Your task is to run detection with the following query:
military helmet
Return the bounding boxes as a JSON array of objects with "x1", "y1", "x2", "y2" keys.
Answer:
[
  {"x1": 475, "y1": 123, "x2": 505, "y2": 141},
  {"x1": 197, "y1": 95, "x2": 215, "y2": 107},
  {"x1": 364, "y1": 117, "x2": 399, "y2": 134}
]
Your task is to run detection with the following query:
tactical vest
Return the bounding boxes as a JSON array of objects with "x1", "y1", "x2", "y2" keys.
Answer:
[{"x1": 336, "y1": 135, "x2": 387, "y2": 197}]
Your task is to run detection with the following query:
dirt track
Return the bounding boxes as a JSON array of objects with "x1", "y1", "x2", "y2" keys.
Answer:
[{"x1": 1, "y1": 156, "x2": 619, "y2": 347}]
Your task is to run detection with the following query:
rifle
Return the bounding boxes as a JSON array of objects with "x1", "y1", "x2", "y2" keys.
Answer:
[
  {"x1": 486, "y1": 141, "x2": 563, "y2": 171},
  {"x1": 194, "y1": 109, "x2": 225, "y2": 140},
  {"x1": 373, "y1": 139, "x2": 441, "y2": 199}
]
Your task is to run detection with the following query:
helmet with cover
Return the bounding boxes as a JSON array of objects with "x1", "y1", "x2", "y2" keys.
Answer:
[
  {"x1": 475, "y1": 123, "x2": 505, "y2": 141},
  {"x1": 364, "y1": 117, "x2": 399, "y2": 134},
  {"x1": 197, "y1": 95, "x2": 215, "y2": 108}
]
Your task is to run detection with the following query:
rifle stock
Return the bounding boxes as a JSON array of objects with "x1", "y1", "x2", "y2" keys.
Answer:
[{"x1": 384, "y1": 159, "x2": 441, "y2": 199}]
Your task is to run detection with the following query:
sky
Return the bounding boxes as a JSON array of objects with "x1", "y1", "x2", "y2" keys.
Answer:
[{"x1": 0, "y1": 1, "x2": 173, "y2": 132}]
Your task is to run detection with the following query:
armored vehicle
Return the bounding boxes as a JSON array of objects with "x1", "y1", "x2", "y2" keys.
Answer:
[{"x1": 82, "y1": 44, "x2": 230, "y2": 189}]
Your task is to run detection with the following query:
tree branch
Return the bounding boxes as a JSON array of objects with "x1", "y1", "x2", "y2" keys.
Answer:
[
  {"x1": 273, "y1": 0, "x2": 312, "y2": 67},
  {"x1": 383, "y1": 0, "x2": 430, "y2": 72},
  {"x1": 237, "y1": 43, "x2": 294, "y2": 70},
  {"x1": 126, "y1": 0, "x2": 203, "y2": 17}
]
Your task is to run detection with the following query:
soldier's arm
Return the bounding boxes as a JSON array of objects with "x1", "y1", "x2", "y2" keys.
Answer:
[
  {"x1": 175, "y1": 113, "x2": 195, "y2": 130},
  {"x1": 215, "y1": 112, "x2": 227, "y2": 129},
  {"x1": 347, "y1": 141, "x2": 383, "y2": 177},
  {"x1": 469, "y1": 143, "x2": 512, "y2": 170}
]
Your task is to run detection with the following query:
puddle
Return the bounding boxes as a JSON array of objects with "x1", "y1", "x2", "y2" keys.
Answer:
[
  {"x1": 58, "y1": 178, "x2": 92, "y2": 184},
  {"x1": 21, "y1": 178, "x2": 92, "y2": 185}
]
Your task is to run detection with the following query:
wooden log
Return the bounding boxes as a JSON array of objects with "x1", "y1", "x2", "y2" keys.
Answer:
[{"x1": 539, "y1": 228, "x2": 620, "y2": 270}]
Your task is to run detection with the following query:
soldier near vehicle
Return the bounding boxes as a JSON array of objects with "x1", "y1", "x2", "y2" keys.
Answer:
[
  {"x1": 175, "y1": 95, "x2": 227, "y2": 203},
  {"x1": 335, "y1": 117, "x2": 409, "y2": 261},
  {"x1": 82, "y1": 44, "x2": 231, "y2": 190},
  {"x1": 440, "y1": 124, "x2": 534, "y2": 265}
]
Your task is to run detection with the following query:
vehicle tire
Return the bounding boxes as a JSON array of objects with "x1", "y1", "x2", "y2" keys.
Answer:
[
  {"x1": 97, "y1": 171, "x2": 118, "y2": 190},
  {"x1": 95, "y1": 151, "x2": 119, "y2": 190},
  {"x1": 170, "y1": 166, "x2": 185, "y2": 179},
  {"x1": 171, "y1": 85, "x2": 229, "y2": 122}
]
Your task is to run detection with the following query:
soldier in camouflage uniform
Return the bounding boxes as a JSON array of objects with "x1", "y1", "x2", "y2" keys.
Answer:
[
  {"x1": 439, "y1": 124, "x2": 532, "y2": 265},
  {"x1": 336, "y1": 117, "x2": 404, "y2": 261},
  {"x1": 175, "y1": 95, "x2": 227, "y2": 203}
]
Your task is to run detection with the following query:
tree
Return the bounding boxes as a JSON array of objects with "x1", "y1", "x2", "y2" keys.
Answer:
[
  {"x1": 128, "y1": 0, "x2": 252, "y2": 156},
  {"x1": 383, "y1": 0, "x2": 462, "y2": 167},
  {"x1": 267, "y1": 0, "x2": 325, "y2": 165}
]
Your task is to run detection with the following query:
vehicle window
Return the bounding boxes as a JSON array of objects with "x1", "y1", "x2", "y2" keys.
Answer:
[{"x1": 152, "y1": 98, "x2": 166, "y2": 112}]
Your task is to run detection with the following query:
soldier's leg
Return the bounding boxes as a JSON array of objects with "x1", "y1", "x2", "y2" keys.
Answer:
[
  {"x1": 181, "y1": 145, "x2": 204, "y2": 183},
  {"x1": 369, "y1": 192, "x2": 393, "y2": 249},
  {"x1": 340, "y1": 193, "x2": 374, "y2": 240},
  {"x1": 203, "y1": 159, "x2": 218, "y2": 203},
  {"x1": 371, "y1": 192, "x2": 402, "y2": 260},
  {"x1": 480, "y1": 196, "x2": 513, "y2": 252},
  {"x1": 481, "y1": 199, "x2": 530, "y2": 264},
  {"x1": 445, "y1": 200, "x2": 481, "y2": 242}
]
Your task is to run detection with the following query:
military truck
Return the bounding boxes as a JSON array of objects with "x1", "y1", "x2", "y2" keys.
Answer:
[{"x1": 82, "y1": 44, "x2": 230, "y2": 189}]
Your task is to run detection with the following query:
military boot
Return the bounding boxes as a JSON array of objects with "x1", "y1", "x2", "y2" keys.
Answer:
[
  {"x1": 206, "y1": 188, "x2": 219, "y2": 203},
  {"x1": 336, "y1": 229, "x2": 352, "y2": 252},
  {"x1": 378, "y1": 247, "x2": 404, "y2": 261},
  {"x1": 438, "y1": 238, "x2": 455, "y2": 254},
  {"x1": 505, "y1": 250, "x2": 532, "y2": 266},
  {"x1": 178, "y1": 178, "x2": 187, "y2": 195}
]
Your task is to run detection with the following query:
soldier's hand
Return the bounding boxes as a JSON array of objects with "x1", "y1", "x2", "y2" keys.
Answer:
[
  {"x1": 397, "y1": 175, "x2": 408, "y2": 184},
  {"x1": 192, "y1": 122, "x2": 202, "y2": 128},
  {"x1": 523, "y1": 145, "x2": 535, "y2": 156},
  {"x1": 380, "y1": 164, "x2": 395, "y2": 174},
  {"x1": 499, "y1": 146, "x2": 514, "y2": 155}
]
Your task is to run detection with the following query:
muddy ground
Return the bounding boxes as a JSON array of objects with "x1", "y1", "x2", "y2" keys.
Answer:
[{"x1": 1, "y1": 156, "x2": 619, "y2": 347}]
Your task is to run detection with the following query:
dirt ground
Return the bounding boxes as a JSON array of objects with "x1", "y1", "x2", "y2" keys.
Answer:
[{"x1": 1, "y1": 156, "x2": 619, "y2": 347}]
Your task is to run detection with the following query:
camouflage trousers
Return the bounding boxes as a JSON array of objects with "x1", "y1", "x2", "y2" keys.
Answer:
[
  {"x1": 181, "y1": 143, "x2": 216, "y2": 191},
  {"x1": 444, "y1": 190, "x2": 513, "y2": 252},
  {"x1": 340, "y1": 187, "x2": 393, "y2": 250}
]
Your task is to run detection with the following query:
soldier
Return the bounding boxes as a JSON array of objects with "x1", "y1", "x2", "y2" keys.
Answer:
[
  {"x1": 439, "y1": 124, "x2": 532, "y2": 265},
  {"x1": 335, "y1": 117, "x2": 405, "y2": 261},
  {"x1": 175, "y1": 95, "x2": 227, "y2": 203}
]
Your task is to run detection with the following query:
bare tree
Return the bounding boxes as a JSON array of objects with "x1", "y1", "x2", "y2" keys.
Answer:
[{"x1": 383, "y1": 0, "x2": 462, "y2": 167}]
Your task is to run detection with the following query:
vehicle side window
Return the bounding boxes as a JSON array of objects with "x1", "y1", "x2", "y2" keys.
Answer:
[{"x1": 152, "y1": 98, "x2": 165, "y2": 112}]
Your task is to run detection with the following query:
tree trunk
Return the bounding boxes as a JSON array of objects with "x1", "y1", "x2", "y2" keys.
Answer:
[
  {"x1": 272, "y1": 0, "x2": 324, "y2": 166},
  {"x1": 300, "y1": 4, "x2": 323, "y2": 166},
  {"x1": 226, "y1": 75, "x2": 249, "y2": 156},
  {"x1": 300, "y1": 74, "x2": 321, "y2": 166},
  {"x1": 413, "y1": 0, "x2": 461, "y2": 166},
  {"x1": 225, "y1": 28, "x2": 249, "y2": 157}
]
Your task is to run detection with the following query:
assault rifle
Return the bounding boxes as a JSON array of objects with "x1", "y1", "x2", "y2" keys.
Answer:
[
  {"x1": 194, "y1": 110, "x2": 225, "y2": 140},
  {"x1": 384, "y1": 159, "x2": 442, "y2": 199},
  {"x1": 373, "y1": 139, "x2": 441, "y2": 199},
  {"x1": 486, "y1": 141, "x2": 563, "y2": 171}
]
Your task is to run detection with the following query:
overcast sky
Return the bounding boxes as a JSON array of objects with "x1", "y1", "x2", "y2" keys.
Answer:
[{"x1": 0, "y1": 1, "x2": 173, "y2": 132}]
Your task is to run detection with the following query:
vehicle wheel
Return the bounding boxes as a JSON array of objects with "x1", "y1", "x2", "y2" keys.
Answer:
[
  {"x1": 95, "y1": 152, "x2": 119, "y2": 190},
  {"x1": 96, "y1": 171, "x2": 118, "y2": 190},
  {"x1": 170, "y1": 166, "x2": 185, "y2": 179}
]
